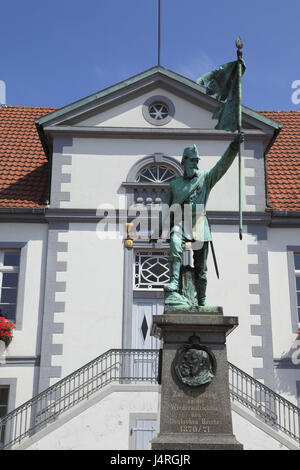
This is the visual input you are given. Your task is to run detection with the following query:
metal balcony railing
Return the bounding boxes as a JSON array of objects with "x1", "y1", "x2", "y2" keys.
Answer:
[
  {"x1": 0, "y1": 350, "x2": 300, "y2": 449},
  {"x1": 0, "y1": 349, "x2": 159, "y2": 450},
  {"x1": 228, "y1": 362, "x2": 300, "y2": 444}
]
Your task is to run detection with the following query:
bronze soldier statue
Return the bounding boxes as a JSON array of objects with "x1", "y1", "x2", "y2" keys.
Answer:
[{"x1": 153, "y1": 132, "x2": 244, "y2": 308}]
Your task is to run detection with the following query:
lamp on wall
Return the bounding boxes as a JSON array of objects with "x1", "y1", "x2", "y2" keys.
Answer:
[{"x1": 125, "y1": 222, "x2": 134, "y2": 248}]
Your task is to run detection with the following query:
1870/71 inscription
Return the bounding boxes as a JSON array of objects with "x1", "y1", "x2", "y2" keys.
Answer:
[{"x1": 173, "y1": 335, "x2": 216, "y2": 387}]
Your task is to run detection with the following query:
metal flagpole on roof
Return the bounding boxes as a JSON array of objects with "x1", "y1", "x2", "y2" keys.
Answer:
[
  {"x1": 236, "y1": 36, "x2": 243, "y2": 240},
  {"x1": 158, "y1": 0, "x2": 161, "y2": 66}
]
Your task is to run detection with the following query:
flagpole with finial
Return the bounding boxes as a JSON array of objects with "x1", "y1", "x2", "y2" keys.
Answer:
[
  {"x1": 236, "y1": 36, "x2": 243, "y2": 240},
  {"x1": 158, "y1": 0, "x2": 161, "y2": 66}
]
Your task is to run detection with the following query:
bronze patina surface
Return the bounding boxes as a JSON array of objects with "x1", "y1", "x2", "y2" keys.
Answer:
[
  {"x1": 173, "y1": 335, "x2": 216, "y2": 387},
  {"x1": 153, "y1": 132, "x2": 244, "y2": 311}
]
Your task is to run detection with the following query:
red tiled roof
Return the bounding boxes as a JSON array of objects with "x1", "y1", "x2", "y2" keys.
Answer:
[
  {"x1": 0, "y1": 105, "x2": 56, "y2": 208},
  {"x1": 259, "y1": 111, "x2": 300, "y2": 211},
  {"x1": 0, "y1": 105, "x2": 300, "y2": 211}
]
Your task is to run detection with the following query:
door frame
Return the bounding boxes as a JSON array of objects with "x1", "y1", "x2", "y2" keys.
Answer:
[{"x1": 122, "y1": 241, "x2": 168, "y2": 349}]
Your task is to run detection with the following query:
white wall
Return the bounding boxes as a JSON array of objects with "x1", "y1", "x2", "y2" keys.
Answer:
[
  {"x1": 51, "y1": 223, "x2": 124, "y2": 379},
  {"x1": 232, "y1": 408, "x2": 288, "y2": 450},
  {"x1": 25, "y1": 386, "x2": 159, "y2": 450},
  {"x1": 273, "y1": 368, "x2": 300, "y2": 405},
  {"x1": 78, "y1": 88, "x2": 216, "y2": 129},
  {"x1": 58, "y1": 136, "x2": 257, "y2": 212},
  {"x1": 268, "y1": 227, "x2": 299, "y2": 358},
  {"x1": 206, "y1": 226, "x2": 263, "y2": 375},
  {"x1": 267, "y1": 227, "x2": 300, "y2": 400}
]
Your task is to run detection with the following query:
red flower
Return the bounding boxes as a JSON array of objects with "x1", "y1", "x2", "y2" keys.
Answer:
[{"x1": 0, "y1": 317, "x2": 16, "y2": 342}]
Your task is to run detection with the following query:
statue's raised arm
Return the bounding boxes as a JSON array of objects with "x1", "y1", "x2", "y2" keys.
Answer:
[{"x1": 205, "y1": 132, "x2": 244, "y2": 191}]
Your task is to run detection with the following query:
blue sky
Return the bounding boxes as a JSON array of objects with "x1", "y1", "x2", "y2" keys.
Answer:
[{"x1": 1, "y1": 0, "x2": 299, "y2": 111}]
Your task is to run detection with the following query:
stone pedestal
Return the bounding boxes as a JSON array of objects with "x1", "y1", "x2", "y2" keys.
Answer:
[{"x1": 151, "y1": 310, "x2": 243, "y2": 450}]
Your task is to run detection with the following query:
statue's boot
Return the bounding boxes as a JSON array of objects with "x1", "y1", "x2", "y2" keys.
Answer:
[
  {"x1": 164, "y1": 260, "x2": 181, "y2": 292},
  {"x1": 195, "y1": 276, "x2": 207, "y2": 306}
]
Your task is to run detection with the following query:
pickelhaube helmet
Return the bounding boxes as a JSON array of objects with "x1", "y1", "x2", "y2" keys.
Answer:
[{"x1": 181, "y1": 144, "x2": 200, "y2": 164}]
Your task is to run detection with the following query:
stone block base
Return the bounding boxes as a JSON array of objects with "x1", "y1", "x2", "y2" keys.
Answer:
[
  {"x1": 152, "y1": 433, "x2": 243, "y2": 450},
  {"x1": 151, "y1": 311, "x2": 243, "y2": 450}
]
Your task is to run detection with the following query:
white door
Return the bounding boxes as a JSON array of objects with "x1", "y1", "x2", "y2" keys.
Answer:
[
  {"x1": 132, "y1": 299, "x2": 164, "y2": 350},
  {"x1": 131, "y1": 299, "x2": 163, "y2": 380}
]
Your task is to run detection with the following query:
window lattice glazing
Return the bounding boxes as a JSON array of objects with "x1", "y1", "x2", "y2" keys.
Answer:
[
  {"x1": 134, "y1": 165, "x2": 177, "y2": 205},
  {"x1": 136, "y1": 165, "x2": 177, "y2": 184},
  {"x1": 0, "y1": 250, "x2": 20, "y2": 321},
  {"x1": 148, "y1": 103, "x2": 169, "y2": 121},
  {"x1": 134, "y1": 251, "x2": 169, "y2": 289}
]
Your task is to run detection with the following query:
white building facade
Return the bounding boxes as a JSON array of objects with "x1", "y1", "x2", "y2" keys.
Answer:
[{"x1": 0, "y1": 67, "x2": 299, "y2": 450}]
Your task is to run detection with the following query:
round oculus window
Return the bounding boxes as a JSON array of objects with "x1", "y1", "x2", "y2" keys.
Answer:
[
  {"x1": 142, "y1": 95, "x2": 175, "y2": 126},
  {"x1": 148, "y1": 103, "x2": 169, "y2": 121}
]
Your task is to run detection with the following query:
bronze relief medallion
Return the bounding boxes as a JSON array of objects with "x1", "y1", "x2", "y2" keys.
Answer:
[{"x1": 173, "y1": 336, "x2": 217, "y2": 387}]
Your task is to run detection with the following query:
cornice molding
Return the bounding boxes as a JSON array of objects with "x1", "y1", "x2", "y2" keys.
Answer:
[
  {"x1": 44, "y1": 125, "x2": 272, "y2": 141},
  {"x1": 0, "y1": 208, "x2": 299, "y2": 227}
]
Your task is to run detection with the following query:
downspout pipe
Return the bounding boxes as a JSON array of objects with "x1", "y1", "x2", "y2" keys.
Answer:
[
  {"x1": 35, "y1": 121, "x2": 52, "y2": 205},
  {"x1": 264, "y1": 125, "x2": 283, "y2": 211}
]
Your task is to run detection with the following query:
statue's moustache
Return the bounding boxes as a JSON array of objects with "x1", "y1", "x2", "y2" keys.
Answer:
[{"x1": 185, "y1": 168, "x2": 198, "y2": 179}]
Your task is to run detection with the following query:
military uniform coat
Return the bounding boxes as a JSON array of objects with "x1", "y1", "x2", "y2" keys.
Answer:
[{"x1": 159, "y1": 142, "x2": 239, "y2": 241}]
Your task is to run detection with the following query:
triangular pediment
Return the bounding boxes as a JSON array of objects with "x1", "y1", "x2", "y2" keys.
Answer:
[
  {"x1": 67, "y1": 86, "x2": 224, "y2": 130},
  {"x1": 36, "y1": 66, "x2": 282, "y2": 133}
]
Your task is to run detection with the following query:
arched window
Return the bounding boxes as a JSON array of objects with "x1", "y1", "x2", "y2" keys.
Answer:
[
  {"x1": 136, "y1": 165, "x2": 177, "y2": 184},
  {"x1": 123, "y1": 154, "x2": 182, "y2": 206}
]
